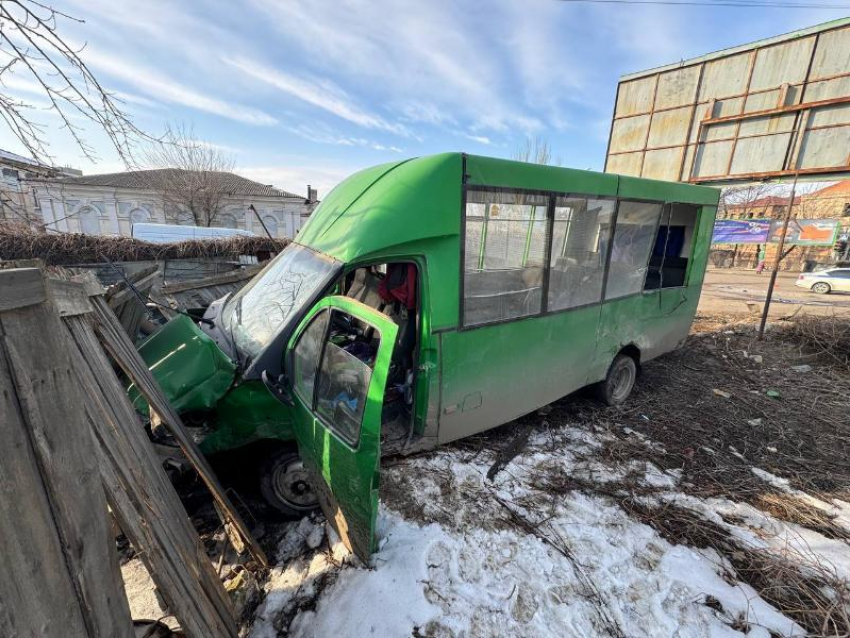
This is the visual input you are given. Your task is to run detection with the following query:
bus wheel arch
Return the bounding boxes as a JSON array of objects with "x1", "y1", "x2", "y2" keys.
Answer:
[{"x1": 595, "y1": 346, "x2": 640, "y2": 406}]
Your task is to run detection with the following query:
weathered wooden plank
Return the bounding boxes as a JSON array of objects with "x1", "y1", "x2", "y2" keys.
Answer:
[
  {"x1": 48, "y1": 278, "x2": 94, "y2": 317},
  {"x1": 160, "y1": 265, "x2": 260, "y2": 294},
  {"x1": 0, "y1": 291, "x2": 134, "y2": 637},
  {"x1": 63, "y1": 314, "x2": 238, "y2": 638},
  {"x1": 89, "y1": 295, "x2": 268, "y2": 568},
  {"x1": 0, "y1": 268, "x2": 46, "y2": 311}
]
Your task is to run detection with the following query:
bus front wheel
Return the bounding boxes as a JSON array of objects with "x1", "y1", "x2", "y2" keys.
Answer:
[
  {"x1": 259, "y1": 449, "x2": 319, "y2": 518},
  {"x1": 596, "y1": 354, "x2": 637, "y2": 406}
]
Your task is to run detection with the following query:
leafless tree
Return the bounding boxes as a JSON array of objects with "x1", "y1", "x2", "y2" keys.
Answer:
[
  {"x1": 0, "y1": 1, "x2": 146, "y2": 165},
  {"x1": 143, "y1": 124, "x2": 236, "y2": 227},
  {"x1": 512, "y1": 136, "x2": 559, "y2": 166}
]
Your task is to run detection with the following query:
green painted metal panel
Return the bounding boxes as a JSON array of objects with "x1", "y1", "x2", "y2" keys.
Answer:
[
  {"x1": 287, "y1": 295, "x2": 398, "y2": 562},
  {"x1": 466, "y1": 153, "x2": 619, "y2": 197},
  {"x1": 200, "y1": 380, "x2": 295, "y2": 455},
  {"x1": 438, "y1": 304, "x2": 602, "y2": 444},
  {"x1": 131, "y1": 314, "x2": 235, "y2": 414}
]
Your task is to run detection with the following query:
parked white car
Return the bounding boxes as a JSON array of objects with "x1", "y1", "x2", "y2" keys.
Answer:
[
  {"x1": 132, "y1": 222, "x2": 256, "y2": 243},
  {"x1": 795, "y1": 268, "x2": 850, "y2": 294}
]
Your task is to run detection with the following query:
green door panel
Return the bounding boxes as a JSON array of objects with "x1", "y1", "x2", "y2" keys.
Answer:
[
  {"x1": 200, "y1": 380, "x2": 295, "y2": 455},
  {"x1": 439, "y1": 304, "x2": 602, "y2": 444},
  {"x1": 130, "y1": 315, "x2": 236, "y2": 414},
  {"x1": 288, "y1": 295, "x2": 398, "y2": 562}
]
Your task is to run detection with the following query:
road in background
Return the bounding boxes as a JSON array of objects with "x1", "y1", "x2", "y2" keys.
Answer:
[{"x1": 699, "y1": 268, "x2": 850, "y2": 317}]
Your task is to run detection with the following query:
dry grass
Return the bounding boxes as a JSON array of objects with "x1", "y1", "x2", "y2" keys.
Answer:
[
  {"x1": 782, "y1": 315, "x2": 850, "y2": 373},
  {"x1": 0, "y1": 222, "x2": 288, "y2": 265}
]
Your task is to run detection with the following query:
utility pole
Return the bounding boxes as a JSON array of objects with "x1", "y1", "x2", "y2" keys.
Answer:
[{"x1": 757, "y1": 173, "x2": 799, "y2": 339}]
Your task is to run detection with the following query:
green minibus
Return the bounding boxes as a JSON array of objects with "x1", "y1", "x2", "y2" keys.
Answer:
[{"x1": 134, "y1": 152, "x2": 719, "y2": 560}]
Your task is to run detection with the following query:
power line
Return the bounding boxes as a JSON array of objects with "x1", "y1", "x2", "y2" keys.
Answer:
[{"x1": 556, "y1": 0, "x2": 850, "y2": 8}]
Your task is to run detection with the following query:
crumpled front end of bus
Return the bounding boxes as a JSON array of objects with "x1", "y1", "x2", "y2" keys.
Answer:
[{"x1": 129, "y1": 314, "x2": 236, "y2": 414}]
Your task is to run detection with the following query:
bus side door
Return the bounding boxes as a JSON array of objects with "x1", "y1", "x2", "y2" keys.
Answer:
[{"x1": 284, "y1": 296, "x2": 398, "y2": 562}]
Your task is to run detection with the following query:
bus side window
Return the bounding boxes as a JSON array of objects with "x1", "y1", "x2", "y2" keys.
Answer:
[
  {"x1": 645, "y1": 204, "x2": 699, "y2": 290},
  {"x1": 463, "y1": 190, "x2": 549, "y2": 326},
  {"x1": 605, "y1": 201, "x2": 663, "y2": 300},
  {"x1": 549, "y1": 197, "x2": 616, "y2": 311}
]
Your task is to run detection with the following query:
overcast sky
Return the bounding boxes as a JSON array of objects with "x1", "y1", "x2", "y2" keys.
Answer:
[{"x1": 1, "y1": 1, "x2": 848, "y2": 196}]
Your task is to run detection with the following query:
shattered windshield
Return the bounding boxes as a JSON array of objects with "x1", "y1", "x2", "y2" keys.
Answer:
[{"x1": 222, "y1": 243, "x2": 338, "y2": 359}]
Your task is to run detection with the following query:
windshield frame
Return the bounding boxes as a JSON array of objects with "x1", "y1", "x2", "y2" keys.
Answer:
[{"x1": 222, "y1": 243, "x2": 343, "y2": 374}]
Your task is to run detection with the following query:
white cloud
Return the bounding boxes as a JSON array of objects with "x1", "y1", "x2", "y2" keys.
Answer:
[
  {"x1": 81, "y1": 48, "x2": 278, "y2": 126},
  {"x1": 224, "y1": 56, "x2": 410, "y2": 137}
]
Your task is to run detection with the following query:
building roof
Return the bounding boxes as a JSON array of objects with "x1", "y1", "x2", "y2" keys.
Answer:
[
  {"x1": 726, "y1": 195, "x2": 801, "y2": 210},
  {"x1": 806, "y1": 181, "x2": 850, "y2": 198},
  {"x1": 0, "y1": 148, "x2": 50, "y2": 170},
  {"x1": 42, "y1": 168, "x2": 303, "y2": 199}
]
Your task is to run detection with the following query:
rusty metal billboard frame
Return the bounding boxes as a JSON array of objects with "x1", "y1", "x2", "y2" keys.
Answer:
[{"x1": 604, "y1": 17, "x2": 850, "y2": 187}]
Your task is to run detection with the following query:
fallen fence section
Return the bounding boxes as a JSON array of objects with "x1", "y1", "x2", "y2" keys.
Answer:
[
  {"x1": 0, "y1": 268, "x2": 134, "y2": 637},
  {"x1": 0, "y1": 267, "x2": 248, "y2": 637},
  {"x1": 86, "y1": 287, "x2": 268, "y2": 569}
]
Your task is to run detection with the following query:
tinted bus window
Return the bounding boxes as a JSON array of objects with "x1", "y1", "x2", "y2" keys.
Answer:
[
  {"x1": 549, "y1": 198, "x2": 615, "y2": 311},
  {"x1": 464, "y1": 190, "x2": 549, "y2": 326},
  {"x1": 605, "y1": 201, "x2": 663, "y2": 300}
]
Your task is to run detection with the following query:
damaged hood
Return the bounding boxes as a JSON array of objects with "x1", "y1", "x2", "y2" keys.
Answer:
[{"x1": 130, "y1": 314, "x2": 236, "y2": 414}]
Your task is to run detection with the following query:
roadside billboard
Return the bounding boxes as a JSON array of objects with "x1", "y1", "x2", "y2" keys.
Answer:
[
  {"x1": 605, "y1": 17, "x2": 850, "y2": 185},
  {"x1": 712, "y1": 218, "x2": 839, "y2": 245}
]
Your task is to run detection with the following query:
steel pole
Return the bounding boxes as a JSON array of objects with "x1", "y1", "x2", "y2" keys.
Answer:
[{"x1": 757, "y1": 174, "x2": 799, "y2": 339}]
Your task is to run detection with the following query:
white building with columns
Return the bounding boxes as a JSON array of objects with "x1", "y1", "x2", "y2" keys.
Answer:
[{"x1": 29, "y1": 169, "x2": 317, "y2": 239}]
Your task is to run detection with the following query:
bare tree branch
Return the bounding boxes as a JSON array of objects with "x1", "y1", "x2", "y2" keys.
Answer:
[
  {"x1": 512, "y1": 136, "x2": 558, "y2": 166},
  {"x1": 142, "y1": 124, "x2": 236, "y2": 227},
  {"x1": 0, "y1": 0, "x2": 150, "y2": 165}
]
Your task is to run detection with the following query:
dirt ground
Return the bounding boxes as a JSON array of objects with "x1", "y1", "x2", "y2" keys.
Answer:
[
  {"x1": 123, "y1": 307, "x2": 850, "y2": 637},
  {"x1": 700, "y1": 268, "x2": 850, "y2": 318}
]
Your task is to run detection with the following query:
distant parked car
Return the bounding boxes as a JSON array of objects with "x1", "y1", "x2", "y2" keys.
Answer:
[
  {"x1": 795, "y1": 268, "x2": 850, "y2": 294},
  {"x1": 132, "y1": 222, "x2": 256, "y2": 243}
]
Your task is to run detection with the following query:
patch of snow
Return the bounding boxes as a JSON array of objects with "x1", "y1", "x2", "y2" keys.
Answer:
[{"x1": 751, "y1": 467, "x2": 792, "y2": 491}]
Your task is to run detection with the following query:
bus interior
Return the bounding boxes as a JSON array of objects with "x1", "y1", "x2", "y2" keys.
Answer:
[{"x1": 341, "y1": 262, "x2": 420, "y2": 453}]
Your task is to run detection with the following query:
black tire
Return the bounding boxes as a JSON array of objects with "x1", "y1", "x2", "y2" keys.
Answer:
[
  {"x1": 811, "y1": 282, "x2": 831, "y2": 294},
  {"x1": 259, "y1": 449, "x2": 319, "y2": 518},
  {"x1": 595, "y1": 354, "x2": 637, "y2": 406}
]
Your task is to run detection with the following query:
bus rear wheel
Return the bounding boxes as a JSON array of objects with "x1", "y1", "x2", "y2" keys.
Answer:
[{"x1": 596, "y1": 354, "x2": 637, "y2": 406}]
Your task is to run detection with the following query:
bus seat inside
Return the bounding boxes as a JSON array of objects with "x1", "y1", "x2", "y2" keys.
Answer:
[{"x1": 645, "y1": 204, "x2": 699, "y2": 290}]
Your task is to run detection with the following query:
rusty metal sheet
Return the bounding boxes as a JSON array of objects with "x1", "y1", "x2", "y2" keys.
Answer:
[
  {"x1": 692, "y1": 140, "x2": 734, "y2": 178},
  {"x1": 748, "y1": 36, "x2": 816, "y2": 91},
  {"x1": 606, "y1": 152, "x2": 643, "y2": 176},
  {"x1": 809, "y1": 27, "x2": 850, "y2": 79},
  {"x1": 698, "y1": 52, "x2": 752, "y2": 100},
  {"x1": 798, "y1": 127, "x2": 850, "y2": 168},
  {"x1": 609, "y1": 115, "x2": 650, "y2": 153},
  {"x1": 642, "y1": 148, "x2": 684, "y2": 181},
  {"x1": 654, "y1": 66, "x2": 701, "y2": 110},
  {"x1": 647, "y1": 106, "x2": 693, "y2": 147},
  {"x1": 805, "y1": 76, "x2": 850, "y2": 101},
  {"x1": 615, "y1": 77, "x2": 657, "y2": 117},
  {"x1": 729, "y1": 133, "x2": 792, "y2": 174}
]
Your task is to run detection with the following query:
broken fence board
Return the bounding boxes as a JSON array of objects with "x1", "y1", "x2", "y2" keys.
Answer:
[
  {"x1": 63, "y1": 313, "x2": 237, "y2": 638},
  {"x1": 88, "y1": 295, "x2": 269, "y2": 568},
  {"x1": 0, "y1": 279, "x2": 134, "y2": 638},
  {"x1": 0, "y1": 267, "x2": 46, "y2": 311}
]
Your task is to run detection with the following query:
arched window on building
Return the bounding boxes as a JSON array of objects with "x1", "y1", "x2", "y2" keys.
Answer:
[
  {"x1": 130, "y1": 208, "x2": 150, "y2": 226},
  {"x1": 77, "y1": 206, "x2": 101, "y2": 235},
  {"x1": 218, "y1": 213, "x2": 238, "y2": 229},
  {"x1": 262, "y1": 215, "x2": 278, "y2": 238}
]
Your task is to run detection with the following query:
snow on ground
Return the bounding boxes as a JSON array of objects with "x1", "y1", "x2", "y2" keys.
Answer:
[{"x1": 247, "y1": 423, "x2": 850, "y2": 637}]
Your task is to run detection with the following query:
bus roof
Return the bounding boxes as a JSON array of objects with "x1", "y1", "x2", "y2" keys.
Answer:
[{"x1": 297, "y1": 152, "x2": 719, "y2": 264}]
